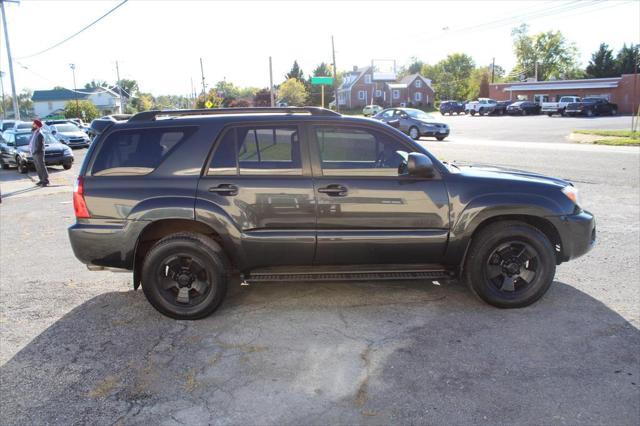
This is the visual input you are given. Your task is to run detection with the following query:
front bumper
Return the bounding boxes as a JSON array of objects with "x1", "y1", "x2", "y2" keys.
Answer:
[
  {"x1": 548, "y1": 210, "x2": 596, "y2": 262},
  {"x1": 23, "y1": 154, "x2": 74, "y2": 166},
  {"x1": 420, "y1": 128, "x2": 450, "y2": 137}
]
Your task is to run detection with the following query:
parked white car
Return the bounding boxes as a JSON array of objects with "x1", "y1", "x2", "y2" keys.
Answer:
[
  {"x1": 363, "y1": 104, "x2": 383, "y2": 117},
  {"x1": 541, "y1": 96, "x2": 581, "y2": 116},
  {"x1": 465, "y1": 98, "x2": 498, "y2": 116}
]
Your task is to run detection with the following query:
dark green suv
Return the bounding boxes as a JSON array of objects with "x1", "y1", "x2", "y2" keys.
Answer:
[{"x1": 69, "y1": 107, "x2": 595, "y2": 319}]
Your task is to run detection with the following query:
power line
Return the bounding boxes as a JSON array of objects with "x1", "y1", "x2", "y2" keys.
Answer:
[{"x1": 15, "y1": 0, "x2": 129, "y2": 60}]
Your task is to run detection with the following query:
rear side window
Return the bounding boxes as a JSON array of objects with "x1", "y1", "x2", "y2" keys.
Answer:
[
  {"x1": 91, "y1": 127, "x2": 195, "y2": 176},
  {"x1": 208, "y1": 126, "x2": 302, "y2": 176}
]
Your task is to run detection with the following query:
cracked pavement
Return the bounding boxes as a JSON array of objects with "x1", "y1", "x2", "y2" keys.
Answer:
[{"x1": 1, "y1": 126, "x2": 639, "y2": 425}]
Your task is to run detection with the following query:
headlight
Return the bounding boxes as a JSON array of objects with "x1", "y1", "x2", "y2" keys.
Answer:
[
  {"x1": 63, "y1": 147, "x2": 73, "y2": 155},
  {"x1": 561, "y1": 185, "x2": 580, "y2": 206}
]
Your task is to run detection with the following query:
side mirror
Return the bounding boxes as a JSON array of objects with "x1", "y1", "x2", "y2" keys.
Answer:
[{"x1": 407, "y1": 152, "x2": 435, "y2": 178}]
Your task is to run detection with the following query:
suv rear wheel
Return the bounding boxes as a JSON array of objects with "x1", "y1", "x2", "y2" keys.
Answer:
[
  {"x1": 141, "y1": 232, "x2": 229, "y2": 319},
  {"x1": 463, "y1": 221, "x2": 556, "y2": 308}
]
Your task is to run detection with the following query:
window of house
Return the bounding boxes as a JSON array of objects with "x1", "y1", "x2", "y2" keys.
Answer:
[
  {"x1": 415, "y1": 92, "x2": 422, "y2": 101},
  {"x1": 415, "y1": 80, "x2": 422, "y2": 88},
  {"x1": 338, "y1": 94, "x2": 345, "y2": 103},
  {"x1": 208, "y1": 126, "x2": 301, "y2": 176},
  {"x1": 364, "y1": 74, "x2": 372, "y2": 84},
  {"x1": 375, "y1": 89, "x2": 382, "y2": 98},
  {"x1": 393, "y1": 90, "x2": 400, "y2": 99},
  {"x1": 92, "y1": 127, "x2": 195, "y2": 176},
  {"x1": 358, "y1": 91, "x2": 366, "y2": 100},
  {"x1": 314, "y1": 126, "x2": 413, "y2": 177}
]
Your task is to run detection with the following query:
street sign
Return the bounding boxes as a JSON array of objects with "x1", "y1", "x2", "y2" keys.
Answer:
[
  {"x1": 311, "y1": 76, "x2": 333, "y2": 85},
  {"x1": 205, "y1": 100, "x2": 213, "y2": 108}
]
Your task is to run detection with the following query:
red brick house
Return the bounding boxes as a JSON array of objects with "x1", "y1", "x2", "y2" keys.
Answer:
[
  {"x1": 337, "y1": 66, "x2": 435, "y2": 109},
  {"x1": 488, "y1": 74, "x2": 640, "y2": 114}
]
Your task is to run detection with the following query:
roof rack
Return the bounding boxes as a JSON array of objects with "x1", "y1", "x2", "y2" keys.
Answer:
[{"x1": 128, "y1": 107, "x2": 340, "y2": 122}]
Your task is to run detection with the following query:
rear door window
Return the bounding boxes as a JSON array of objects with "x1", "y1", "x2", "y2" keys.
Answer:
[
  {"x1": 207, "y1": 126, "x2": 302, "y2": 176},
  {"x1": 91, "y1": 127, "x2": 195, "y2": 176}
]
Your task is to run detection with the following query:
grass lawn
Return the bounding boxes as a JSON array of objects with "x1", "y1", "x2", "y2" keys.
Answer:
[{"x1": 573, "y1": 129, "x2": 639, "y2": 146}]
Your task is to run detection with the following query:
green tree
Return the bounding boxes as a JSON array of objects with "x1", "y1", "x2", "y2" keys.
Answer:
[
  {"x1": 586, "y1": 43, "x2": 617, "y2": 78},
  {"x1": 64, "y1": 100, "x2": 99, "y2": 121},
  {"x1": 615, "y1": 43, "x2": 640, "y2": 75},
  {"x1": 84, "y1": 80, "x2": 107, "y2": 89},
  {"x1": 399, "y1": 56, "x2": 425, "y2": 78},
  {"x1": 116, "y1": 79, "x2": 139, "y2": 97},
  {"x1": 130, "y1": 93, "x2": 155, "y2": 112},
  {"x1": 195, "y1": 89, "x2": 223, "y2": 109},
  {"x1": 285, "y1": 60, "x2": 304, "y2": 81},
  {"x1": 422, "y1": 53, "x2": 475, "y2": 101},
  {"x1": 511, "y1": 24, "x2": 580, "y2": 81},
  {"x1": 278, "y1": 78, "x2": 308, "y2": 106}
]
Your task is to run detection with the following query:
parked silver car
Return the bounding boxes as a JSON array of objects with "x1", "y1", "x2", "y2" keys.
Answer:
[
  {"x1": 49, "y1": 122, "x2": 91, "y2": 148},
  {"x1": 373, "y1": 108, "x2": 450, "y2": 140}
]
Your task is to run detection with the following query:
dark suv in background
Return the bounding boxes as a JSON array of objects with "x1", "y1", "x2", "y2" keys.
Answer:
[
  {"x1": 439, "y1": 101, "x2": 465, "y2": 115},
  {"x1": 68, "y1": 107, "x2": 595, "y2": 319}
]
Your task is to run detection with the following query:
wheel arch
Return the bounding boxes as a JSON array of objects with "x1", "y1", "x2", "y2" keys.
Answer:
[{"x1": 133, "y1": 218, "x2": 236, "y2": 290}]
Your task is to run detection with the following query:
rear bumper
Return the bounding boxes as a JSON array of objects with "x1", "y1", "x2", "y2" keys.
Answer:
[
  {"x1": 68, "y1": 220, "x2": 147, "y2": 269},
  {"x1": 548, "y1": 210, "x2": 596, "y2": 262}
]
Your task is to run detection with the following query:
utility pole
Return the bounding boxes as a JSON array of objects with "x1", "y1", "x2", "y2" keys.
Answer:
[
  {"x1": 200, "y1": 58, "x2": 206, "y2": 96},
  {"x1": 491, "y1": 57, "x2": 495, "y2": 83},
  {"x1": 632, "y1": 60, "x2": 638, "y2": 132},
  {"x1": 115, "y1": 60, "x2": 124, "y2": 113},
  {"x1": 190, "y1": 77, "x2": 195, "y2": 108},
  {"x1": 69, "y1": 63, "x2": 79, "y2": 117},
  {"x1": 1, "y1": 0, "x2": 20, "y2": 120},
  {"x1": 0, "y1": 70, "x2": 6, "y2": 119},
  {"x1": 269, "y1": 56, "x2": 275, "y2": 107},
  {"x1": 534, "y1": 62, "x2": 538, "y2": 81},
  {"x1": 331, "y1": 35, "x2": 338, "y2": 112}
]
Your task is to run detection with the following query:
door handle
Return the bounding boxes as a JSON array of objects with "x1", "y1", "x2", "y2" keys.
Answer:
[
  {"x1": 209, "y1": 184, "x2": 238, "y2": 196},
  {"x1": 317, "y1": 184, "x2": 347, "y2": 196}
]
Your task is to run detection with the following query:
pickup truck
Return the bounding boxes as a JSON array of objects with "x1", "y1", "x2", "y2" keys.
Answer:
[
  {"x1": 68, "y1": 106, "x2": 596, "y2": 319},
  {"x1": 541, "y1": 96, "x2": 581, "y2": 116},
  {"x1": 465, "y1": 98, "x2": 498, "y2": 116}
]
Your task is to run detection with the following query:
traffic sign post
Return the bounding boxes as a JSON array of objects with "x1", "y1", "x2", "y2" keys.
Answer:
[{"x1": 311, "y1": 76, "x2": 333, "y2": 108}]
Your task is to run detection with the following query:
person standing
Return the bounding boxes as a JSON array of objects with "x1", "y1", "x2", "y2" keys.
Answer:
[{"x1": 29, "y1": 119, "x2": 49, "y2": 187}]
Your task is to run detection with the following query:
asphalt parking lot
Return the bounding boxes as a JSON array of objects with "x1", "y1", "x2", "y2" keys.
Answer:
[{"x1": 1, "y1": 116, "x2": 639, "y2": 425}]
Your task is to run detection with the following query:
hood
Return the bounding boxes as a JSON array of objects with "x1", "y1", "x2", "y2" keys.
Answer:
[
  {"x1": 58, "y1": 131, "x2": 88, "y2": 138},
  {"x1": 455, "y1": 163, "x2": 569, "y2": 187},
  {"x1": 16, "y1": 142, "x2": 67, "y2": 155}
]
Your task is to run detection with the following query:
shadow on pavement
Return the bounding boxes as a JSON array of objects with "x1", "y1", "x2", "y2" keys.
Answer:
[{"x1": 1, "y1": 280, "x2": 638, "y2": 425}]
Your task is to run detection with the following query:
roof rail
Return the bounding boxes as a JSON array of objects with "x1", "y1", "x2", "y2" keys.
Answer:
[{"x1": 128, "y1": 107, "x2": 341, "y2": 122}]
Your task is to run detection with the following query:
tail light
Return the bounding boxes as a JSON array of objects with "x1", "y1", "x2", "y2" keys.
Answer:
[{"x1": 73, "y1": 176, "x2": 90, "y2": 218}]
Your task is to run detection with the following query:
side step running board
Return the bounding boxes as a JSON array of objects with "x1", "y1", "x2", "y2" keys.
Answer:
[{"x1": 243, "y1": 269, "x2": 455, "y2": 283}]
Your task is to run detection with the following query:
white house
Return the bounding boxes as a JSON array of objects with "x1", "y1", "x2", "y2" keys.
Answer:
[{"x1": 32, "y1": 88, "x2": 122, "y2": 118}]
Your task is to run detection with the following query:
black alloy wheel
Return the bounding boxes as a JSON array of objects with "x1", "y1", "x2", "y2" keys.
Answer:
[{"x1": 484, "y1": 241, "x2": 539, "y2": 294}]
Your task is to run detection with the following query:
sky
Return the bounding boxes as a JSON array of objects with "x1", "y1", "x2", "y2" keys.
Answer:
[{"x1": 1, "y1": 0, "x2": 639, "y2": 97}]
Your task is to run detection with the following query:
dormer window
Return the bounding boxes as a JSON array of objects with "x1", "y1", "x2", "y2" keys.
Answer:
[
  {"x1": 364, "y1": 74, "x2": 372, "y2": 84},
  {"x1": 415, "y1": 80, "x2": 422, "y2": 88}
]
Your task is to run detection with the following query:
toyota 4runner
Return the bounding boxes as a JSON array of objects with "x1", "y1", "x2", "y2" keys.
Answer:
[{"x1": 68, "y1": 107, "x2": 595, "y2": 319}]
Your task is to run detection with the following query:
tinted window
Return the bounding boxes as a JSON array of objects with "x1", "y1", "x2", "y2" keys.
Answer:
[
  {"x1": 207, "y1": 126, "x2": 301, "y2": 176},
  {"x1": 91, "y1": 127, "x2": 194, "y2": 176},
  {"x1": 314, "y1": 126, "x2": 412, "y2": 177}
]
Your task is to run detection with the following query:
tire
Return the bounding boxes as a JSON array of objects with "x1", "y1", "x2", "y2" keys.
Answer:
[
  {"x1": 17, "y1": 160, "x2": 28, "y2": 174},
  {"x1": 479, "y1": 108, "x2": 485, "y2": 116},
  {"x1": 611, "y1": 108, "x2": 617, "y2": 116},
  {"x1": 408, "y1": 126, "x2": 420, "y2": 140},
  {"x1": 463, "y1": 221, "x2": 556, "y2": 309},
  {"x1": 586, "y1": 109, "x2": 594, "y2": 117},
  {"x1": 470, "y1": 110, "x2": 476, "y2": 116},
  {"x1": 547, "y1": 113, "x2": 553, "y2": 117},
  {"x1": 436, "y1": 136, "x2": 446, "y2": 141},
  {"x1": 1, "y1": 161, "x2": 9, "y2": 170},
  {"x1": 560, "y1": 109, "x2": 566, "y2": 117},
  {"x1": 63, "y1": 162, "x2": 72, "y2": 170},
  {"x1": 141, "y1": 232, "x2": 229, "y2": 320}
]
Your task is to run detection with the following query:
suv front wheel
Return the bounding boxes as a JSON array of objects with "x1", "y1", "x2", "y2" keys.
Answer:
[
  {"x1": 141, "y1": 232, "x2": 229, "y2": 319},
  {"x1": 463, "y1": 221, "x2": 556, "y2": 308}
]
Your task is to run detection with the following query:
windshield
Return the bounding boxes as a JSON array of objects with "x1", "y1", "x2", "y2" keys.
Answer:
[
  {"x1": 405, "y1": 109, "x2": 434, "y2": 120},
  {"x1": 15, "y1": 133, "x2": 32, "y2": 146},
  {"x1": 53, "y1": 123, "x2": 81, "y2": 132}
]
